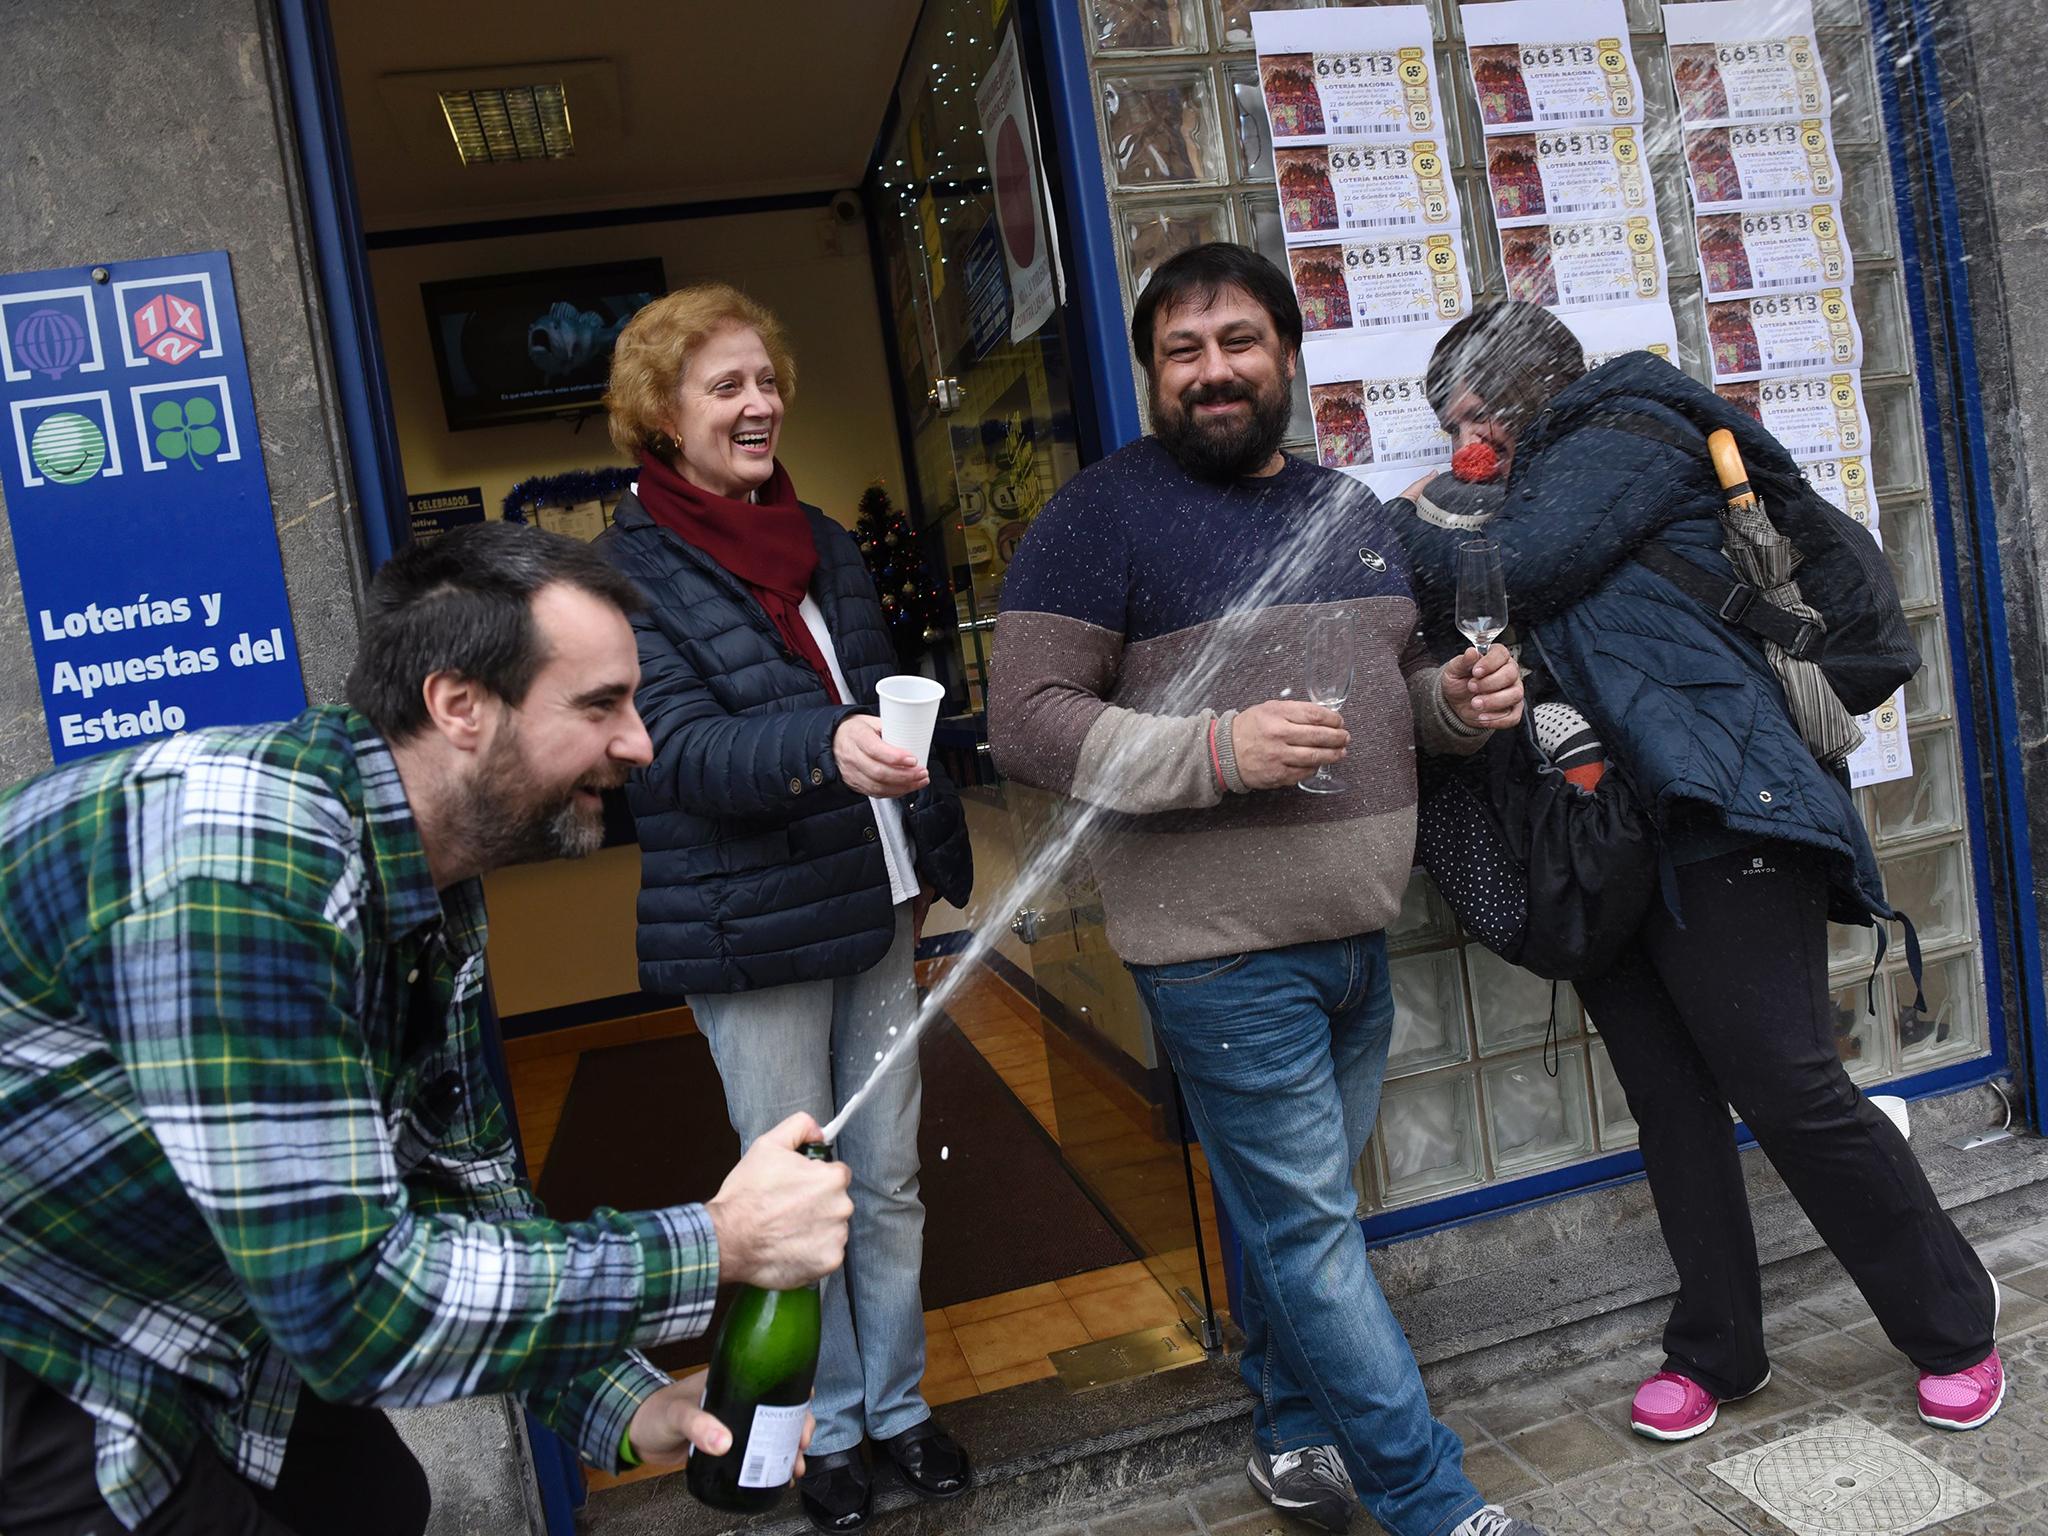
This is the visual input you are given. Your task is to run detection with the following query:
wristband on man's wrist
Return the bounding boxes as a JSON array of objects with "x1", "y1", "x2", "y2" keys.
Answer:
[{"x1": 619, "y1": 1425, "x2": 641, "y2": 1468}]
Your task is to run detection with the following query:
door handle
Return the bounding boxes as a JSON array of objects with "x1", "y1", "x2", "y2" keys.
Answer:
[{"x1": 1009, "y1": 904, "x2": 1105, "y2": 944}]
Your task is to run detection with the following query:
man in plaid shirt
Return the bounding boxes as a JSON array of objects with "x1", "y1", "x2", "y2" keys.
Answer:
[{"x1": 0, "y1": 524, "x2": 853, "y2": 1534}]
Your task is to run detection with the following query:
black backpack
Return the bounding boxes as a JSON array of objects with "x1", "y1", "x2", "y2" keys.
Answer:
[
  {"x1": 1737, "y1": 452, "x2": 1920, "y2": 714},
  {"x1": 1414, "y1": 634, "x2": 1658, "y2": 983},
  {"x1": 1586, "y1": 405, "x2": 1920, "y2": 714}
]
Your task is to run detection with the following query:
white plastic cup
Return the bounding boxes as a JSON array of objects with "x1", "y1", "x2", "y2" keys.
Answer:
[
  {"x1": 1869, "y1": 1094, "x2": 1911, "y2": 1141},
  {"x1": 876, "y1": 675, "x2": 946, "y2": 768}
]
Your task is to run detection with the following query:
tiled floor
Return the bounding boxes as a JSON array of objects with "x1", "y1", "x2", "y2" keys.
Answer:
[
  {"x1": 504, "y1": 960, "x2": 1229, "y2": 1499},
  {"x1": 1010, "y1": 1224, "x2": 2048, "y2": 1536}
]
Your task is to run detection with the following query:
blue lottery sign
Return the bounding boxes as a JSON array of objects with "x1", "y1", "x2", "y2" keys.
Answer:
[{"x1": 0, "y1": 251, "x2": 304, "y2": 762}]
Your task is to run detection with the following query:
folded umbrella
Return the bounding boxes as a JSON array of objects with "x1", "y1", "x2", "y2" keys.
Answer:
[{"x1": 1707, "y1": 430, "x2": 1863, "y2": 764}]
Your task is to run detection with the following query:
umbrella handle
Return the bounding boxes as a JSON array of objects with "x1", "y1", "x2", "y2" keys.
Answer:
[{"x1": 1706, "y1": 429, "x2": 1758, "y2": 510}]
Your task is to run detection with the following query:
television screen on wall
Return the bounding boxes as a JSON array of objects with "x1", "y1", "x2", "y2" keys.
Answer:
[{"x1": 421, "y1": 258, "x2": 665, "y2": 431}]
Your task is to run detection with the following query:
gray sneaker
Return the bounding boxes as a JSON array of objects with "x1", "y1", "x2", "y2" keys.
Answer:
[
  {"x1": 1246, "y1": 1443, "x2": 1355, "y2": 1533},
  {"x1": 1453, "y1": 1505, "x2": 1546, "y2": 1536}
]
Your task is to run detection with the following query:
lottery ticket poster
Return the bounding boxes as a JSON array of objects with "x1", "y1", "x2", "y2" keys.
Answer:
[
  {"x1": 1502, "y1": 210, "x2": 1669, "y2": 311},
  {"x1": 1793, "y1": 469, "x2": 1911, "y2": 787},
  {"x1": 1697, "y1": 203, "x2": 1853, "y2": 301},
  {"x1": 1462, "y1": 0, "x2": 1645, "y2": 133},
  {"x1": 1562, "y1": 302, "x2": 1682, "y2": 370},
  {"x1": 1252, "y1": 8, "x2": 1447, "y2": 146},
  {"x1": 1681, "y1": 119, "x2": 1842, "y2": 213},
  {"x1": 1275, "y1": 142, "x2": 1460, "y2": 244},
  {"x1": 1301, "y1": 326, "x2": 1451, "y2": 485},
  {"x1": 1842, "y1": 508, "x2": 1911, "y2": 790},
  {"x1": 1848, "y1": 691, "x2": 1912, "y2": 787},
  {"x1": 1799, "y1": 452, "x2": 1877, "y2": 526},
  {"x1": 1714, "y1": 371, "x2": 1870, "y2": 463},
  {"x1": 1705, "y1": 286, "x2": 1862, "y2": 382},
  {"x1": 1484, "y1": 125, "x2": 1654, "y2": 228},
  {"x1": 1664, "y1": 0, "x2": 1830, "y2": 127},
  {"x1": 1287, "y1": 231, "x2": 1473, "y2": 337}
]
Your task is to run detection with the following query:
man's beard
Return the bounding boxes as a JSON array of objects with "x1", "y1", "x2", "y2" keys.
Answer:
[
  {"x1": 1153, "y1": 374, "x2": 1293, "y2": 481},
  {"x1": 454, "y1": 725, "x2": 626, "y2": 871}
]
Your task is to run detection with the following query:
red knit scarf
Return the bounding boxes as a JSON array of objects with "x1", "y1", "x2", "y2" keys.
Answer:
[{"x1": 635, "y1": 451, "x2": 840, "y2": 702}]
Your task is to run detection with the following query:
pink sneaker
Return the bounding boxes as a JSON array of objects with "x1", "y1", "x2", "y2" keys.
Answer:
[
  {"x1": 1630, "y1": 1369, "x2": 1770, "y2": 1442},
  {"x1": 1919, "y1": 1350, "x2": 2005, "y2": 1430}
]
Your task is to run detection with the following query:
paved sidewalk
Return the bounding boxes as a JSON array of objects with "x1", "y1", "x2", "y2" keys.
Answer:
[{"x1": 1005, "y1": 1226, "x2": 2048, "y2": 1536}]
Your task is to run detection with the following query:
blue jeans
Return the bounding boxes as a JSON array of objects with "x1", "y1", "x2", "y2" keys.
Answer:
[
  {"x1": 1131, "y1": 934, "x2": 1483, "y2": 1536},
  {"x1": 689, "y1": 906, "x2": 928, "y2": 1457}
]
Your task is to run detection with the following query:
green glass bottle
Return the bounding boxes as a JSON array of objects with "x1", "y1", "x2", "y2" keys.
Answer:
[{"x1": 686, "y1": 1143, "x2": 830, "y2": 1512}]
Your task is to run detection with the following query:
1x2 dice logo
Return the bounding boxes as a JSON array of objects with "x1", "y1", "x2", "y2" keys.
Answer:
[{"x1": 130, "y1": 293, "x2": 207, "y2": 365}]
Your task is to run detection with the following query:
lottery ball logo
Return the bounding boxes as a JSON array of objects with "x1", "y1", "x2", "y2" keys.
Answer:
[
  {"x1": 14, "y1": 307, "x2": 89, "y2": 380},
  {"x1": 29, "y1": 412, "x2": 106, "y2": 485}
]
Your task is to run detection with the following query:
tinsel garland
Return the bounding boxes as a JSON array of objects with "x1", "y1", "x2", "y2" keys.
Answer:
[{"x1": 502, "y1": 466, "x2": 637, "y2": 523}]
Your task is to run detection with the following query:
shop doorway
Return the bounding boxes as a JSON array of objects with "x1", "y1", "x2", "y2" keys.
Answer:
[{"x1": 315, "y1": 0, "x2": 1223, "y2": 1500}]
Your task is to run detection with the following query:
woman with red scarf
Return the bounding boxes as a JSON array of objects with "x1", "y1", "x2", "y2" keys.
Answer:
[{"x1": 595, "y1": 285, "x2": 973, "y2": 1533}]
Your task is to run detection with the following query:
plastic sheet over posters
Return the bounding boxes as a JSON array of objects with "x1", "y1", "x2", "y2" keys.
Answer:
[
  {"x1": 1462, "y1": 0, "x2": 1672, "y2": 319},
  {"x1": 1255, "y1": 7, "x2": 1471, "y2": 342},
  {"x1": 1665, "y1": 0, "x2": 1831, "y2": 126}
]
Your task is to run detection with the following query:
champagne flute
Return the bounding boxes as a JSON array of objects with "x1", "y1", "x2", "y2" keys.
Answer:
[
  {"x1": 1301, "y1": 613, "x2": 1353, "y2": 795},
  {"x1": 1456, "y1": 538, "x2": 1507, "y2": 655}
]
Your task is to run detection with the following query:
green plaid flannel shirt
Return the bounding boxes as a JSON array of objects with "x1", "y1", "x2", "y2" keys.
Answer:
[{"x1": 0, "y1": 707, "x2": 716, "y2": 1528}]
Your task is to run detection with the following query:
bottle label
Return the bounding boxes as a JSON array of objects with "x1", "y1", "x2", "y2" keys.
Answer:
[{"x1": 737, "y1": 1401, "x2": 808, "y2": 1489}]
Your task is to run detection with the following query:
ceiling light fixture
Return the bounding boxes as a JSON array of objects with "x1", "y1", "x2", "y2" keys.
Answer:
[{"x1": 438, "y1": 83, "x2": 574, "y2": 165}]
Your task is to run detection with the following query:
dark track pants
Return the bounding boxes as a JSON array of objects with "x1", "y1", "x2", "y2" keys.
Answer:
[{"x1": 1577, "y1": 842, "x2": 1995, "y2": 1399}]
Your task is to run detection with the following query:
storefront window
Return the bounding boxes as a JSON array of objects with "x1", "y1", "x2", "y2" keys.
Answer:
[{"x1": 866, "y1": 0, "x2": 1224, "y2": 1328}]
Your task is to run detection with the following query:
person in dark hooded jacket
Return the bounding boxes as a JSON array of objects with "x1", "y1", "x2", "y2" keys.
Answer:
[
  {"x1": 1398, "y1": 301, "x2": 2001, "y2": 1444},
  {"x1": 594, "y1": 284, "x2": 973, "y2": 1533}
]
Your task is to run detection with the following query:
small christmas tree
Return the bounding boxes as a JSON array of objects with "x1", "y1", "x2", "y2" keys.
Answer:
[{"x1": 854, "y1": 482, "x2": 952, "y2": 663}]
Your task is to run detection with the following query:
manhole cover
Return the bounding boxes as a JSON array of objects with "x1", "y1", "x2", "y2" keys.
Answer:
[{"x1": 1708, "y1": 1415, "x2": 1990, "y2": 1536}]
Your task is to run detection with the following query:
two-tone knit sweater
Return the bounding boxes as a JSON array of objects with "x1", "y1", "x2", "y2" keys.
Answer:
[{"x1": 989, "y1": 436, "x2": 1487, "y2": 966}]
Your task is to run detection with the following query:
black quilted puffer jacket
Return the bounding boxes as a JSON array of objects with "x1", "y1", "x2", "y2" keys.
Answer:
[{"x1": 594, "y1": 490, "x2": 973, "y2": 996}]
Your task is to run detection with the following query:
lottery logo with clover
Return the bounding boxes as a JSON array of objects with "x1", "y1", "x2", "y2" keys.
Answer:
[{"x1": 151, "y1": 396, "x2": 222, "y2": 470}]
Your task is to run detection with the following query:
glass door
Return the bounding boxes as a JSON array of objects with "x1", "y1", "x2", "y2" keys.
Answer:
[{"x1": 868, "y1": 0, "x2": 1223, "y2": 1346}]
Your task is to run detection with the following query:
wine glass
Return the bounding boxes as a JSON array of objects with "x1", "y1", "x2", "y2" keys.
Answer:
[
  {"x1": 1456, "y1": 538, "x2": 1507, "y2": 655},
  {"x1": 1301, "y1": 613, "x2": 1353, "y2": 795}
]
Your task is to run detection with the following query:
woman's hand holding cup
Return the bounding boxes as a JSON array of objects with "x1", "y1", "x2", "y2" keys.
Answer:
[{"x1": 833, "y1": 715, "x2": 929, "y2": 797}]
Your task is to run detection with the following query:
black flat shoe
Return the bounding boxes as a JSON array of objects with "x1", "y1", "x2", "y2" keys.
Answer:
[
  {"x1": 877, "y1": 1420, "x2": 972, "y2": 1500},
  {"x1": 798, "y1": 1447, "x2": 872, "y2": 1533}
]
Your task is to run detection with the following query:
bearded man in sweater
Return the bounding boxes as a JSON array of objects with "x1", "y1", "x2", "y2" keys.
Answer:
[{"x1": 989, "y1": 244, "x2": 1531, "y2": 1536}]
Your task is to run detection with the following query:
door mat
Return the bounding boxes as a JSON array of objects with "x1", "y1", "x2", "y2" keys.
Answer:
[{"x1": 534, "y1": 1017, "x2": 1139, "y2": 1371}]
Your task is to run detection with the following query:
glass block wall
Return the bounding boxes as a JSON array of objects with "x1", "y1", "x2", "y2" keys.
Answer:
[{"x1": 1072, "y1": 0, "x2": 1988, "y2": 1212}]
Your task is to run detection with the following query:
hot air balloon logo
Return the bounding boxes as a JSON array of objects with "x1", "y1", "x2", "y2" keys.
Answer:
[{"x1": 13, "y1": 307, "x2": 89, "y2": 380}]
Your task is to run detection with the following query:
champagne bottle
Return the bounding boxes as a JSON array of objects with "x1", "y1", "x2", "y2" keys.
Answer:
[{"x1": 686, "y1": 1142, "x2": 830, "y2": 1512}]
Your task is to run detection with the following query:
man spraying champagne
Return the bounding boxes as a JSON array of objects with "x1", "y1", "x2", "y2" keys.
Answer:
[{"x1": 0, "y1": 524, "x2": 853, "y2": 1536}]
